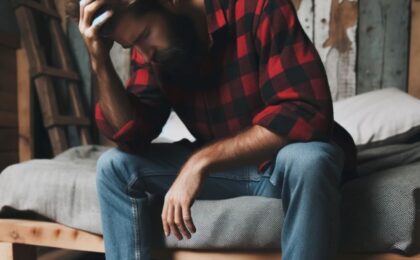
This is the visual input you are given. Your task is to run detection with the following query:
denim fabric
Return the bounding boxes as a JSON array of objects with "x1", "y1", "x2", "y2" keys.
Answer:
[{"x1": 96, "y1": 140, "x2": 345, "y2": 260}]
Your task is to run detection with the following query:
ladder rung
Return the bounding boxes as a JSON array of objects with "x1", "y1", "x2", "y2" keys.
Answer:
[
  {"x1": 14, "y1": 0, "x2": 60, "y2": 19},
  {"x1": 34, "y1": 67, "x2": 80, "y2": 81},
  {"x1": 44, "y1": 116, "x2": 90, "y2": 128}
]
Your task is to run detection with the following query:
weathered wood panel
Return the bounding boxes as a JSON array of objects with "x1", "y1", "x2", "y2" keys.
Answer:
[
  {"x1": 409, "y1": 0, "x2": 420, "y2": 99},
  {"x1": 0, "y1": 92, "x2": 17, "y2": 114},
  {"x1": 0, "y1": 112, "x2": 17, "y2": 128},
  {"x1": 292, "y1": 0, "x2": 314, "y2": 41},
  {"x1": 357, "y1": 0, "x2": 410, "y2": 94},
  {"x1": 0, "y1": 32, "x2": 19, "y2": 171},
  {"x1": 315, "y1": 0, "x2": 358, "y2": 101},
  {"x1": 0, "y1": 45, "x2": 17, "y2": 94},
  {"x1": 0, "y1": 129, "x2": 18, "y2": 152},
  {"x1": 294, "y1": 0, "x2": 358, "y2": 101},
  {"x1": 0, "y1": 152, "x2": 18, "y2": 172}
]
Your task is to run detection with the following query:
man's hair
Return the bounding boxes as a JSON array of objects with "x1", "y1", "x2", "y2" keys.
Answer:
[
  {"x1": 65, "y1": 0, "x2": 162, "y2": 37},
  {"x1": 65, "y1": 0, "x2": 162, "y2": 23}
]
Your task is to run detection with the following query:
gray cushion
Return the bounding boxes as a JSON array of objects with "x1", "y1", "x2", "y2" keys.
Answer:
[{"x1": 1, "y1": 145, "x2": 420, "y2": 254}]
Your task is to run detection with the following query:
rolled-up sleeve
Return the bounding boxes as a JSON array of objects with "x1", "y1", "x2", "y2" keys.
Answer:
[
  {"x1": 95, "y1": 49, "x2": 171, "y2": 153},
  {"x1": 252, "y1": 0, "x2": 333, "y2": 143}
]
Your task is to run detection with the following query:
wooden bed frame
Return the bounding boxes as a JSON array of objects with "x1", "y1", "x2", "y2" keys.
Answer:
[
  {"x1": 1, "y1": 219, "x2": 420, "y2": 260},
  {"x1": 1, "y1": 0, "x2": 420, "y2": 259}
]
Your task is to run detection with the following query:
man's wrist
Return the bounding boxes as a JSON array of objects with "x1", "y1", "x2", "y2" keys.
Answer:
[
  {"x1": 91, "y1": 55, "x2": 112, "y2": 73},
  {"x1": 188, "y1": 150, "x2": 213, "y2": 177}
]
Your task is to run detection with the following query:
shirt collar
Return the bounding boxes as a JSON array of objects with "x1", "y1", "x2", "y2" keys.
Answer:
[{"x1": 204, "y1": 0, "x2": 228, "y2": 34}]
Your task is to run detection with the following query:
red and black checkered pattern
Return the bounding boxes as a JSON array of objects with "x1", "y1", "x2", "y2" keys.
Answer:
[{"x1": 95, "y1": 0, "x2": 356, "y2": 174}]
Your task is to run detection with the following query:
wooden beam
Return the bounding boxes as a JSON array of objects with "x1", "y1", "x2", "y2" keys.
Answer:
[
  {"x1": 35, "y1": 66, "x2": 80, "y2": 81},
  {"x1": 17, "y1": 48, "x2": 33, "y2": 162},
  {"x1": 13, "y1": 0, "x2": 60, "y2": 19},
  {"x1": 409, "y1": 0, "x2": 420, "y2": 99},
  {"x1": 43, "y1": 116, "x2": 90, "y2": 128},
  {"x1": 173, "y1": 251, "x2": 420, "y2": 260},
  {"x1": 0, "y1": 219, "x2": 105, "y2": 253},
  {"x1": 174, "y1": 251, "x2": 281, "y2": 260}
]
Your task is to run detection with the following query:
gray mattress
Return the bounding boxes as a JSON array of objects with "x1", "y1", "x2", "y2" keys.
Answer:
[{"x1": 1, "y1": 141, "x2": 420, "y2": 254}]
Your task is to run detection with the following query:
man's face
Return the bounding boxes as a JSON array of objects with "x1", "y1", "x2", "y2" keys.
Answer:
[
  {"x1": 109, "y1": 8, "x2": 206, "y2": 89},
  {"x1": 110, "y1": 11, "x2": 169, "y2": 62}
]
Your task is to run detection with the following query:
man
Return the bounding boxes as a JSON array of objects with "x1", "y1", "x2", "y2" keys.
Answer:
[{"x1": 70, "y1": 0, "x2": 357, "y2": 259}]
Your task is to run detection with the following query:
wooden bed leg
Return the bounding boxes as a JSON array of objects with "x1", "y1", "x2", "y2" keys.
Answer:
[{"x1": 0, "y1": 242, "x2": 37, "y2": 260}]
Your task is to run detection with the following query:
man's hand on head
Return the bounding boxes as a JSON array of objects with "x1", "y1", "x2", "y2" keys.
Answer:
[{"x1": 78, "y1": 0, "x2": 115, "y2": 69}]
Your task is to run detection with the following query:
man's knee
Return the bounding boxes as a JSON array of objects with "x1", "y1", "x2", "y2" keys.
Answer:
[
  {"x1": 96, "y1": 148, "x2": 134, "y2": 187},
  {"x1": 274, "y1": 141, "x2": 344, "y2": 186}
]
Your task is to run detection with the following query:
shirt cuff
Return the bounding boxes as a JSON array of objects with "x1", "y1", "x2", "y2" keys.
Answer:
[{"x1": 95, "y1": 102, "x2": 139, "y2": 143}]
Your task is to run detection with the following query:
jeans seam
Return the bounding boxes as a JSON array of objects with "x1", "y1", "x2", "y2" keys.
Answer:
[{"x1": 130, "y1": 197, "x2": 141, "y2": 260}]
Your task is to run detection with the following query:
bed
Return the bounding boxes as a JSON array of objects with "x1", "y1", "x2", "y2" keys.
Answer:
[{"x1": 1, "y1": 87, "x2": 420, "y2": 259}]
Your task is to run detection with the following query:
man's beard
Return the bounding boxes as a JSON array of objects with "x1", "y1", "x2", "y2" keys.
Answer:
[{"x1": 153, "y1": 11, "x2": 209, "y2": 90}]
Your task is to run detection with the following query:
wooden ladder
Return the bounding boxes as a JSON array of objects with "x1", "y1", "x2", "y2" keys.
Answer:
[{"x1": 13, "y1": 0, "x2": 91, "y2": 156}]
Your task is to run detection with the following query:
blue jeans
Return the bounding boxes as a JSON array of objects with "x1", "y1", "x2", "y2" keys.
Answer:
[{"x1": 96, "y1": 139, "x2": 345, "y2": 260}]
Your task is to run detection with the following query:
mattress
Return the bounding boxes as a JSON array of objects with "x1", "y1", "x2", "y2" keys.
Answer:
[{"x1": 1, "y1": 141, "x2": 420, "y2": 254}]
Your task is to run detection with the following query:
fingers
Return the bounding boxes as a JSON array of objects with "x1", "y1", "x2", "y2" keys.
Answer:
[
  {"x1": 175, "y1": 205, "x2": 191, "y2": 239},
  {"x1": 82, "y1": 0, "x2": 106, "y2": 28},
  {"x1": 79, "y1": 0, "x2": 114, "y2": 39},
  {"x1": 91, "y1": 10, "x2": 113, "y2": 33},
  {"x1": 161, "y1": 201, "x2": 171, "y2": 237},
  {"x1": 162, "y1": 194, "x2": 196, "y2": 240},
  {"x1": 167, "y1": 203, "x2": 183, "y2": 240},
  {"x1": 79, "y1": 0, "x2": 93, "y2": 27},
  {"x1": 182, "y1": 205, "x2": 196, "y2": 234}
]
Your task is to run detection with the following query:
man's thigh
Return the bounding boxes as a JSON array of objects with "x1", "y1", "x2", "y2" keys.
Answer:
[
  {"x1": 118, "y1": 140, "x2": 255, "y2": 200},
  {"x1": 247, "y1": 140, "x2": 345, "y2": 199}
]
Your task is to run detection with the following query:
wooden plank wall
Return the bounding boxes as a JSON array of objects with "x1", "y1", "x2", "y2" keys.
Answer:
[
  {"x1": 293, "y1": 0, "x2": 417, "y2": 99},
  {"x1": 0, "y1": 33, "x2": 20, "y2": 170},
  {"x1": 357, "y1": 0, "x2": 411, "y2": 94},
  {"x1": 409, "y1": 0, "x2": 420, "y2": 99},
  {"x1": 293, "y1": 0, "x2": 358, "y2": 102}
]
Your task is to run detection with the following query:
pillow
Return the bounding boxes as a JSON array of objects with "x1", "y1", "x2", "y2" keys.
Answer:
[{"x1": 333, "y1": 87, "x2": 420, "y2": 151}]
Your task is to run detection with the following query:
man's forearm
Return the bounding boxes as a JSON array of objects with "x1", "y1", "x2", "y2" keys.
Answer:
[
  {"x1": 189, "y1": 125, "x2": 290, "y2": 175},
  {"x1": 93, "y1": 58, "x2": 135, "y2": 131}
]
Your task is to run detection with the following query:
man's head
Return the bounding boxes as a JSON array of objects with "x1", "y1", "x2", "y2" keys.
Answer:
[{"x1": 67, "y1": 0, "x2": 207, "y2": 88}]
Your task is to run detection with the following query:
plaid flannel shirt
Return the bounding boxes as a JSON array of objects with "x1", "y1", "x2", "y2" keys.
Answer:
[{"x1": 95, "y1": 0, "x2": 357, "y2": 177}]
